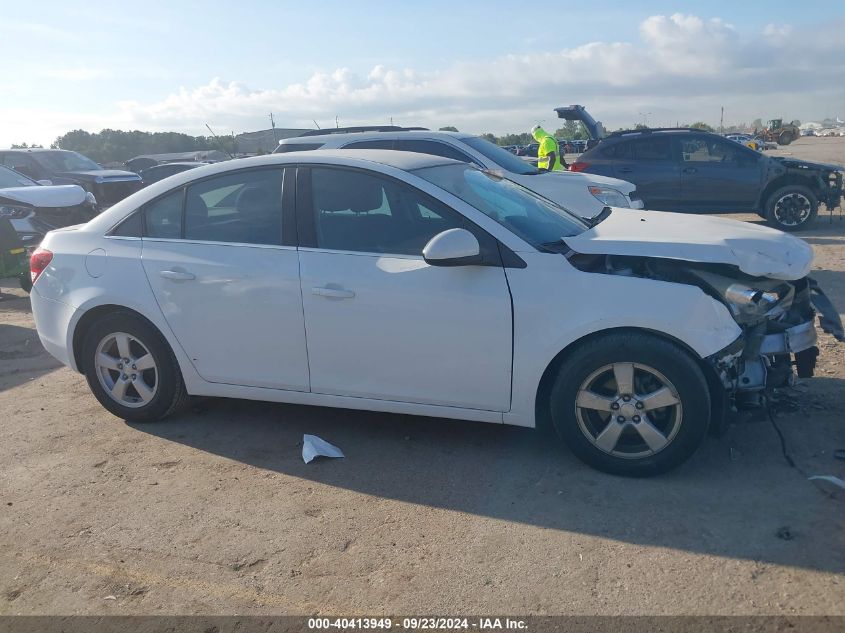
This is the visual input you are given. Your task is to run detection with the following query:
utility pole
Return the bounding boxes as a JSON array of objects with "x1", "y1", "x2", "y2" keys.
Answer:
[
  {"x1": 269, "y1": 112, "x2": 277, "y2": 145},
  {"x1": 720, "y1": 107, "x2": 724, "y2": 134},
  {"x1": 335, "y1": 116, "x2": 339, "y2": 129}
]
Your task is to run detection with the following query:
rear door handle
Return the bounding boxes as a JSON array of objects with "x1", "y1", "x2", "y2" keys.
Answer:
[
  {"x1": 159, "y1": 269, "x2": 196, "y2": 281},
  {"x1": 312, "y1": 286, "x2": 355, "y2": 299}
]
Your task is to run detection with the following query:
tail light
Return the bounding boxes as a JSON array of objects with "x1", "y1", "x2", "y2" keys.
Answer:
[
  {"x1": 30, "y1": 247, "x2": 53, "y2": 284},
  {"x1": 569, "y1": 162, "x2": 590, "y2": 172}
]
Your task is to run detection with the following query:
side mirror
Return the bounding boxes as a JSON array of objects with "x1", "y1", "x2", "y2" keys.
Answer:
[
  {"x1": 36, "y1": 179, "x2": 53, "y2": 186},
  {"x1": 422, "y1": 228, "x2": 482, "y2": 267}
]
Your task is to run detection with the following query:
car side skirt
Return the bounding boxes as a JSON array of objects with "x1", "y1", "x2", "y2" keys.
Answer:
[{"x1": 187, "y1": 382, "x2": 506, "y2": 425}]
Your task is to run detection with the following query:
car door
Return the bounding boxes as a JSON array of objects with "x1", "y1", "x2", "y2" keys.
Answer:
[
  {"x1": 608, "y1": 137, "x2": 681, "y2": 210},
  {"x1": 296, "y1": 165, "x2": 513, "y2": 411},
  {"x1": 140, "y1": 166, "x2": 310, "y2": 390},
  {"x1": 679, "y1": 137, "x2": 763, "y2": 211}
]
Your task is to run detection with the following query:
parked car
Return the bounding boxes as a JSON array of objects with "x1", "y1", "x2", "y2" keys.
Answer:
[
  {"x1": 568, "y1": 128, "x2": 844, "y2": 231},
  {"x1": 724, "y1": 134, "x2": 762, "y2": 151},
  {"x1": 0, "y1": 149, "x2": 142, "y2": 207},
  {"x1": 516, "y1": 143, "x2": 540, "y2": 158},
  {"x1": 275, "y1": 127, "x2": 641, "y2": 219},
  {"x1": 0, "y1": 165, "x2": 99, "y2": 290},
  {"x1": 139, "y1": 162, "x2": 205, "y2": 186},
  {"x1": 29, "y1": 150, "x2": 841, "y2": 476}
]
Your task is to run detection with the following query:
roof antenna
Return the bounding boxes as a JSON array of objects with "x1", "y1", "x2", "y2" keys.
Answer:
[
  {"x1": 205, "y1": 123, "x2": 234, "y2": 159},
  {"x1": 312, "y1": 120, "x2": 321, "y2": 130}
]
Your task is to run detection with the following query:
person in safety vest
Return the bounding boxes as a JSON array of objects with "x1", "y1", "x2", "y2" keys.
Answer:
[{"x1": 531, "y1": 125, "x2": 565, "y2": 171}]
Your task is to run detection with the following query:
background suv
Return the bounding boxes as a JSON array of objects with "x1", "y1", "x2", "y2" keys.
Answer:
[
  {"x1": 569, "y1": 128, "x2": 844, "y2": 231},
  {"x1": 275, "y1": 127, "x2": 641, "y2": 219}
]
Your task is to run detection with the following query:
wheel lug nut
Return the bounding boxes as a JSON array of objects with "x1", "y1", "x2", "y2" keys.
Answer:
[
  {"x1": 632, "y1": 415, "x2": 641, "y2": 423},
  {"x1": 635, "y1": 402, "x2": 643, "y2": 409},
  {"x1": 131, "y1": 364, "x2": 137, "y2": 370},
  {"x1": 622, "y1": 395, "x2": 631, "y2": 402},
  {"x1": 121, "y1": 374, "x2": 127, "y2": 380},
  {"x1": 117, "y1": 363, "x2": 123, "y2": 369},
  {"x1": 616, "y1": 416, "x2": 625, "y2": 423},
  {"x1": 611, "y1": 402, "x2": 620, "y2": 410},
  {"x1": 131, "y1": 374, "x2": 137, "y2": 380}
]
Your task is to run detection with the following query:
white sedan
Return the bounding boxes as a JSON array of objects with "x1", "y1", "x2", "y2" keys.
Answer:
[{"x1": 29, "y1": 151, "x2": 834, "y2": 476}]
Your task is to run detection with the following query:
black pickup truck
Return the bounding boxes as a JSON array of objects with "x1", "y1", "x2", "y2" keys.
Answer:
[
  {"x1": 556, "y1": 105, "x2": 844, "y2": 231},
  {"x1": 0, "y1": 149, "x2": 142, "y2": 208}
]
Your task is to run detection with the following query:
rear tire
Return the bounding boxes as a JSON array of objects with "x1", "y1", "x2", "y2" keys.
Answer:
[
  {"x1": 548, "y1": 332, "x2": 711, "y2": 477},
  {"x1": 81, "y1": 311, "x2": 188, "y2": 423},
  {"x1": 764, "y1": 185, "x2": 818, "y2": 231}
]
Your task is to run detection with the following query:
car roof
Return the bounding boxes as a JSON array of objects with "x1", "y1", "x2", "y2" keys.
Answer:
[{"x1": 278, "y1": 129, "x2": 471, "y2": 145}]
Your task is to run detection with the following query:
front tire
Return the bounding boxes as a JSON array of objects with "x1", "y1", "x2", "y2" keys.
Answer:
[
  {"x1": 764, "y1": 185, "x2": 817, "y2": 231},
  {"x1": 549, "y1": 332, "x2": 711, "y2": 477},
  {"x1": 81, "y1": 312, "x2": 188, "y2": 423}
]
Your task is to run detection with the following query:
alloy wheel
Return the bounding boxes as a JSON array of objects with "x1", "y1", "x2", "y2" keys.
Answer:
[
  {"x1": 574, "y1": 362, "x2": 683, "y2": 459},
  {"x1": 94, "y1": 332, "x2": 158, "y2": 408},
  {"x1": 773, "y1": 193, "x2": 811, "y2": 227}
]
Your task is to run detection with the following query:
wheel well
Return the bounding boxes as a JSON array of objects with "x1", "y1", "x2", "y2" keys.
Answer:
[
  {"x1": 71, "y1": 305, "x2": 163, "y2": 372},
  {"x1": 759, "y1": 174, "x2": 818, "y2": 209},
  {"x1": 533, "y1": 327, "x2": 720, "y2": 434}
]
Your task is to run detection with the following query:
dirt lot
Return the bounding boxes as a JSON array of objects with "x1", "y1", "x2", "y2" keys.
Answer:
[{"x1": 1, "y1": 137, "x2": 844, "y2": 616}]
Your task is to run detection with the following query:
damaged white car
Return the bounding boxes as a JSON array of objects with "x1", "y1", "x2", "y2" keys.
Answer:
[{"x1": 28, "y1": 151, "x2": 842, "y2": 476}]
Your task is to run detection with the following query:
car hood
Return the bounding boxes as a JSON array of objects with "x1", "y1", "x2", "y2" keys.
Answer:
[
  {"x1": 0, "y1": 184, "x2": 87, "y2": 208},
  {"x1": 564, "y1": 210, "x2": 813, "y2": 280},
  {"x1": 773, "y1": 157, "x2": 844, "y2": 172},
  {"x1": 509, "y1": 171, "x2": 636, "y2": 212},
  {"x1": 55, "y1": 169, "x2": 141, "y2": 181}
]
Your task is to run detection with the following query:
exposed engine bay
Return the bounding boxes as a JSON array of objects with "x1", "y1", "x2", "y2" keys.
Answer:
[{"x1": 566, "y1": 251, "x2": 844, "y2": 413}]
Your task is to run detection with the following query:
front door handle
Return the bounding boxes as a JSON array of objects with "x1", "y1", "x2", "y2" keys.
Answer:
[
  {"x1": 683, "y1": 167, "x2": 697, "y2": 174},
  {"x1": 159, "y1": 269, "x2": 196, "y2": 281},
  {"x1": 312, "y1": 286, "x2": 355, "y2": 299}
]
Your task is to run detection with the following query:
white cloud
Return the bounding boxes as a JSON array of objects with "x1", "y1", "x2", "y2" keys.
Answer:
[{"x1": 3, "y1": 13, "x2": 845, "y2": 146}]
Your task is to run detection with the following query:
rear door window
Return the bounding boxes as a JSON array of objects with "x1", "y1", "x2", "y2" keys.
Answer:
[
  {"x1": 184, "y1": 169, "x2": 283, "y2": 245},
  {"x1": 602, "y1": 141, "x2": 633, "y2": 159},
  {"x1": 342, "y1": 139, "x2": 396, "y2": 150},
  {"x1": 633, "y1": 138, "x2": 672, "y2": 161},
  {"x1": 392, "y1": 140, "x2": 474, "y2": 163}
]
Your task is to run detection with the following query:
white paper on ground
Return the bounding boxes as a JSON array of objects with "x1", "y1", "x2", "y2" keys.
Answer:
[
  {"x1": 302, "y1": 434, "x2": 345, "y2": 464},
  {"x1": 808, "y1": 475, "x2": 845, "y2": 490}
]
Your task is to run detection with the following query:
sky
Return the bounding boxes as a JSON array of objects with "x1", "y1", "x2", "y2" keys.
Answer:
[{"x1": 1, "y1": 0, "x2": 844, "y2": 147}]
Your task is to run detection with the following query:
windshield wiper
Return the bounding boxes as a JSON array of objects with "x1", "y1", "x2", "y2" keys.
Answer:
[
  {"x1": 538, "y1": 239, "x2": 571, "y2": 254},
  {"x1": 587, "y1": 206, "x2": 612, "y2": 228}
]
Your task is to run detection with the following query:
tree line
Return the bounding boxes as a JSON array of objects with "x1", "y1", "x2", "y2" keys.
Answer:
[{"x1": 20, "y1": 129, "x2": 236, "y2": 164}]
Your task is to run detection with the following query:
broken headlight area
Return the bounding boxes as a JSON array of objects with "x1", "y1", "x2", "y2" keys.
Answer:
[{"x1": 566, "y1": 252, "x2": 842, "y2": 410}]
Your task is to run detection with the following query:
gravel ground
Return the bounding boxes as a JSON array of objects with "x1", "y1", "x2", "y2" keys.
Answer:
[{"x1": 0, "y1": 138, "x2": 843, "y2": 616}]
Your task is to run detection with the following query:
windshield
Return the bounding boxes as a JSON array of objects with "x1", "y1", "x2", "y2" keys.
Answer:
[
  {"x1": 32, "y1": 150, "x2": 100, "y2": 172},
  {"x1": 462, "y1": 136, "x2": 540, "y2": 176},
  {"x1": 414, "y1": 164, "x2": 589, "y2": 247},
  {"x1": 0, "y1": 165, "x2": 37, "y2": 188}
]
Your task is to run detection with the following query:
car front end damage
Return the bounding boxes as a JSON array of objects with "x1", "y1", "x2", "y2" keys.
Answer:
[
  {"x1": 772, "y1": 157, "x2": 844, "y2": 213},
  {"x1": 566, "y1": 252, "x2": 843, "y2": 426}
]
